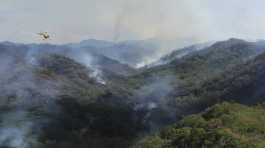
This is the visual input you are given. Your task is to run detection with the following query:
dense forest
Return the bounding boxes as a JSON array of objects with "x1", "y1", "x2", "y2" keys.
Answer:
[{"x1": 0, "y1": 38, "x2": 265, "y2": 148}]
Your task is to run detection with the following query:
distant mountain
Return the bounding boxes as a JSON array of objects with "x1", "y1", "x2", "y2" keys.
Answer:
[
  {"x1": 0, "y1": 38, "x2": 198, "y2": 68},
  {"x1": 69, "y1": 39, "x2": 163, "y2": 68},
  {"x1": 68, "y1": 39, "x2": 115, "y2": 49},
  {"x1": 0, "y1": 42, "x2": 136, "y2": 78},
  {"x1": 68, "y1": 38, "x2": 197, "y2": 68}
]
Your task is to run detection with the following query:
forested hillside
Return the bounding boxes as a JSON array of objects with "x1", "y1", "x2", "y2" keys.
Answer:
[{"x1": 0, "y1": 38, "x2": 265, "y2": 148}]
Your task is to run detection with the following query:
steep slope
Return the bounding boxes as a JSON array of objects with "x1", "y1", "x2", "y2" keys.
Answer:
[
  {"x1": 131, "y1": 38, "x2": 265, "y2": 99},
  {"x1": 140, "y1": 38, "x2": 265, "y2": 84},
  {"x1": 0, "y1": 48, "x2": 142, "y2": 148},
  {"x1": 150, "y1": 42, "x2": 214, "y2": 67},
  {"x1": 126, "y1": 38, "x2": 265, "y2": 123},
  {"x1": 36, "y1": 54, "x2": 144, "y2": 148},
  {"x1": 168, "y1": 39, "x2": 265, "y2": 114},
  {"x1": 134, "y1": 102, "x2": 265, "y2": 148},
  {"x1": 196, "y1": 51, "x2": 265, "y2": 105}
]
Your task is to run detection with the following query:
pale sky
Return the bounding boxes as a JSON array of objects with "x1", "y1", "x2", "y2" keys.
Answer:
[{"x1": 1, "y1": 0, "x2": 265, "y2": 43}]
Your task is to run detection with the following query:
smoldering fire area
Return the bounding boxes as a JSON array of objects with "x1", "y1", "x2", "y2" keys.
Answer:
[{"x1": 2, "y1": 1, "x2": 265, "y2": 148}]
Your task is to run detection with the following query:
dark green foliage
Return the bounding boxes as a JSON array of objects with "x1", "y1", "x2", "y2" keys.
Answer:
[
  {"x1": 34, "y1": 54, "x2": 145, "y2": 148},
  {"x1": 40, "y1": 96, "x2": 145, "y2": 148},
  {"x1": 137, "y1": 38, "x2": 264, "y2": 88},
  {"x1": 195, "y1": 52, "x2": 265, "y2": 105},
  {"x1": 127, "y1": 38, "x2": 265, "y2": 121},
  {"x1": 2, "y1": 38, "x2": 265, "y2": 148}
]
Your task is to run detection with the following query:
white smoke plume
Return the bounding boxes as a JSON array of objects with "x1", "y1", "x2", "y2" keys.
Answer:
[{"x1": 66, "y1": 50, "x2": 107, "y2": 85}]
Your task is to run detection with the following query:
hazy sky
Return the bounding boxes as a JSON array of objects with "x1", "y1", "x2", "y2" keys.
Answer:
[{"x1": 1, "y1": 0, "x2": 265, "y2": 43}]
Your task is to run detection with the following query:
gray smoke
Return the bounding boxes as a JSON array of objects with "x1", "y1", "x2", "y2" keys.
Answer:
[
  {"x1": 0, "y1": 50, "x2": 60, "y2": 148},
  {"x1": 133, "y1": 76, "x2": 174, "y2": 110},
  {"x1": 0, "y1": 111, "x2": 39, "y2": 148},
  {"x1": 25, "y1": 44, "x2": 107, "y2": 85},
  {"x1": 132, "y1": 75, "x2": 177, "y2": 130},
  {"x1": 65, "y1": 49, "x2": 106, "y2": 85}
]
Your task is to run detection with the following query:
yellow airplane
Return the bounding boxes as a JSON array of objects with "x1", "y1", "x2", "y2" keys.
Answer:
[{"x1": 37, "y1": 32, "x2": 50, "y2": 40}]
